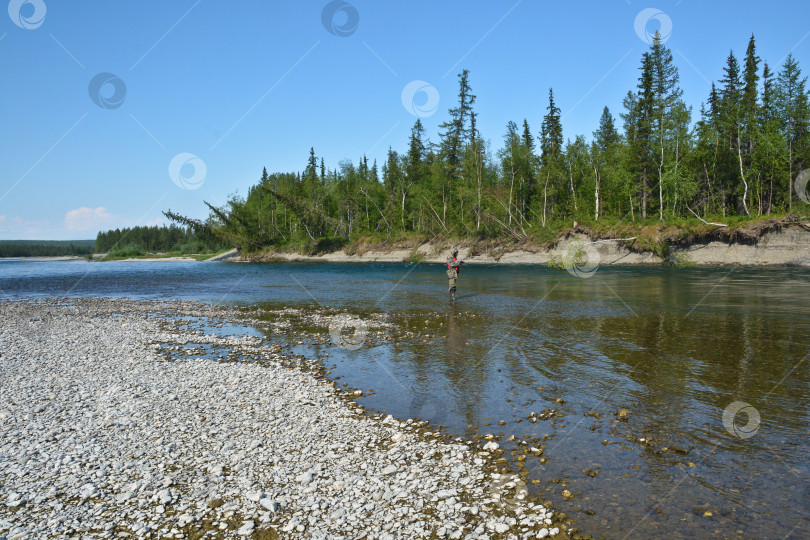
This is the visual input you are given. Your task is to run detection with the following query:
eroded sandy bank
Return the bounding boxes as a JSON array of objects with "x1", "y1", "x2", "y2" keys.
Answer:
[{"x1": 243, "y1": 224, "x2": 810, "y2": 267}]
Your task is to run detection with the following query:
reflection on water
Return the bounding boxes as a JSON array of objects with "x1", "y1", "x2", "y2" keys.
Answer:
[{"x1": 2, "y1": 259, "x2": 809, "y2": 538}]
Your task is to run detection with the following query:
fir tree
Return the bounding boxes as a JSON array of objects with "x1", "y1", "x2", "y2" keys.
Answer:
[
  {"x1": 540, "y1": 88, "x2": 564, "y2": 224},
  {"x1": 776, "y1": 53, "x2": 810, "y2": 207},
  {"x1": 439, "y1": 70, "x2": 476, "y2": 178}
]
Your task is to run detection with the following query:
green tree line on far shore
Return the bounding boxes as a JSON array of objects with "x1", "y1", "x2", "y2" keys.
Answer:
[
  {"x1": 95, "y1": 225, "x2": 225, "y2": 256},
  {"x1": 165, "y1": 34, "x2": 810, "y2": 252},
  {"x1": 0, "y1": 240, "x2": 94, "y2": 258}
]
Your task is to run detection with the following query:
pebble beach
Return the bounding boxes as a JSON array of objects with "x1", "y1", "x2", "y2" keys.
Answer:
[{"x1": 0, "y1": 298, "x2": 562, "y2": 539}]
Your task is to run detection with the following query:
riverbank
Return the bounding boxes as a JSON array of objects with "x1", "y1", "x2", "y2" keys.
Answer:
[
  {"x1": 242, "y1": 219, "x2": 810, "y2": 267},
  {"x1": 0, "y1": 297, "x2": 562, "y2": 539}
]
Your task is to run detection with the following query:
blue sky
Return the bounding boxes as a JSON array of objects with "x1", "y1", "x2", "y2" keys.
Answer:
[{"x1": 1, "y1": 0, "x2": 808, "y2": 240}]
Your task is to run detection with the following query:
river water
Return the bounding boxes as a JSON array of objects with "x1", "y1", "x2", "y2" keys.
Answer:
[{"x1": 1, "y1": 259, "x2": 808, "y2": 539}]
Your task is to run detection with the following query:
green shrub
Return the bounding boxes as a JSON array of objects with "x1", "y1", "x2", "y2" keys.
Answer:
[{"x1": 107, "y1": 244, "x2": 144, "y2": 258}]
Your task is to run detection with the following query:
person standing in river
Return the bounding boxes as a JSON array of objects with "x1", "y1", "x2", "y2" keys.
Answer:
[{"x1": 446, "y1": 246, "x2": 461, "y2": 300}]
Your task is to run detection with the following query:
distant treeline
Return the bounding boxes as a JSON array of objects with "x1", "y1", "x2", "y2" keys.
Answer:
[
  {"x1": 0, "y1": 240, "x2": 94, "y2": 258},
  {"x1": 95, "y1": 224, "x2": 225, "y2": 254}
]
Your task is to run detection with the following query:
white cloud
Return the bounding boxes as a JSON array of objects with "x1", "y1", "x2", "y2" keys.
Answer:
[{"x1": 64, "y1": 206, "x2": 118, "y2": 231}]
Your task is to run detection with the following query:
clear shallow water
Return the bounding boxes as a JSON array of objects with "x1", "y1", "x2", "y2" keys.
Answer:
[{"x1": 2, "y1": 259, "x2": 809, "y2": 539}]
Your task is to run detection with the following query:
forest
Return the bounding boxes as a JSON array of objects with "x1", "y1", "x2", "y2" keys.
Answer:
[
  {"x1": 165, "y1": 34, "x2": 810, "y2": 253},
  {"x1": 95, "y1": 225, "x2": 225, "y2": 257},
  {"x1": 0, "y1": 240, "x2": 94, "y2": 258}
]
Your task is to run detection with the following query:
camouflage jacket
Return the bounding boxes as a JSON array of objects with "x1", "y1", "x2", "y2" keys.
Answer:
[{"x1": 446, "y1": 255, "x2": 459, "y2": 278}]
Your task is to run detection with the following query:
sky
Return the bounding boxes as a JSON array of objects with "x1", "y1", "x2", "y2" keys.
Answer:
[{"x1": 1, "y1": 0, "x2": 808, "y2": 240}]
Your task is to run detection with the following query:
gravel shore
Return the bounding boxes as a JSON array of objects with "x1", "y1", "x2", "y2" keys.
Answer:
[{"x1": 0, "y1": 298, "x2": 561, "y2": 539}]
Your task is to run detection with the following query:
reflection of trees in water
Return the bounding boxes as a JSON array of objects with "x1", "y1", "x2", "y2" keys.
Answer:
[
  {"x1": 406, "y1": 302, "x2": 488, "y2": 434},
  {"x1": 561, "y1": 278, "x2": 810, "y2": 511},
  {"x1": 446, "y1": 301, "x2": 462, "y2": 360},
  {"x1": 555, "y1": 271, "x2": 807, "y2": 432},
  {"x1": 445, "y1": 302, "x2": 488, "y2": 433}
]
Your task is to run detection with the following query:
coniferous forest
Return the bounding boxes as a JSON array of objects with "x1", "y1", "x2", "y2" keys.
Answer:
[
  {"x1": 166, "y1": 35, "x2": 810, "y2": 252},
  {"x1": 0, "y1": 240, "x2": 95, "y2": 258},
  {"x1": 95, "y1": 225, "x2": 225, "y2": 256}
]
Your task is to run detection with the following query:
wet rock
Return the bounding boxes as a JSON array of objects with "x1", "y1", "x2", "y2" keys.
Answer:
[{"x1": 666, "y1": 444, "x2": 691, "y2": 455}]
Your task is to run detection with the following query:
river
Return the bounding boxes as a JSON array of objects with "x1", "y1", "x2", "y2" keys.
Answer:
[{"x1": 1, "y1": 259, "x2": 808, "y2": 539}]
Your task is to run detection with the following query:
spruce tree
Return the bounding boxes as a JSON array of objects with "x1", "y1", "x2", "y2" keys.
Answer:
[
  {"x1": 540, "y1": 88, "x2": 564, "y2": 224},
  {"x1": 649, "y1": 31, "x2": 685, "y2": 219},
  {"x1": 633, "y1": 52, "x2": 655, "y2": 219},
  {"x1": 776, "y1": 54, "x2": 810, "y2": 207},
  {"x1": 718, "y1": 50, "x2": 743, "y2": 214},
  {"x1": 593, "y1": 106, "x2": 620, "y2": 220},
  {"x1": 520, "y1": 118, "x2": 537, "y2": 220},
  {"x1": 501, "y1": 121, "x2": 520, "y2": 225},
  {"x1": 439, "y1": 70, "x2": 476, "y2": 178},
  {"x1": 757, "y1": 62, "x2": 788, "y2": 213},
  {"x1": 742, "y1": 35, "x2": 761, "y2": 152}
]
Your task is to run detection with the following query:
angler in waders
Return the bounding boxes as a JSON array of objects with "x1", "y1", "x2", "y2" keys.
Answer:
[{"x1": 447, "y1": 246, "x2": 461, "y2": 300}]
